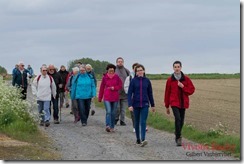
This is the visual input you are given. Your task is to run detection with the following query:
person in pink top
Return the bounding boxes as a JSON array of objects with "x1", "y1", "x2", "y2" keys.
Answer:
[{"x1": 98, "y1": 64, "x2": 122, "y2": 132}]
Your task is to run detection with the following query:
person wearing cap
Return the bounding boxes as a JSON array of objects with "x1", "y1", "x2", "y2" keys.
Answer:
[{"x1": 12, "y1": 61, "x2": 29, "y2": 100}]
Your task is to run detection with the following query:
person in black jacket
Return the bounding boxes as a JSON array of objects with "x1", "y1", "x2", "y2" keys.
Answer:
[
  {"x1": 12, "y1": 61, "x2": 29, "y2": 100},
  {"x1": 48, "y1": 64, "x2": 63, "y2": 124},
  {"x1": 58, "y1": 65, "x2": 70, "y2": 108}
]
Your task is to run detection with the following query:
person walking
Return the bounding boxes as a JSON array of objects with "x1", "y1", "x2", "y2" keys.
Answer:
[
  {"x1": 27, "y1": 64, "x2": 34, "y2": 86},
  {"x1": 86, "y1": 64, "x2": 97, "y2": 116},
  {"x1": 48, "y1": 64, "x2": 63, "y2": 124},
  {"x1": 32, "y1": 65, "x2": 56, "y2": 127},
  {"x1": 71, "y1": 66, "x2": 96, "y2": 126},
  {"x1": 127, "y1": 64, "x2": 155, "y2": 147},
  {"x1": 58, "y1": 65, "x2": 70, "y2": 108},
  {"x1": 98, "y1": 64, "x2": 122, "y2": 132},
  {"x1": 115, "y1": 57, "x2": 130, "y2": 126},
  {"x1": 66, "y1": 67, "x2": 80, "y2": 123},
  {"x1": 164, "y1": 61, "x2": 195, "y2": 146},
  {"x1": 124, "y1": 63, "x2": 139, "y2": 132},
  {"x1": 12, "y1": 61, "x2": 29, "y2": 100}
]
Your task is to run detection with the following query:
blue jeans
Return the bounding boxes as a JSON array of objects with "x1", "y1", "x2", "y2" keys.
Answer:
[
  {"x1": 37, "y1": 100, "x2": 51, "y2": 122},
  {"x1": 77, "y1": 99, "x2": 91, "y2": 124},
  {"x1": 50, "y1": 97, "x2": 59, "y2": 120},
  {"x1": 104, "y1": 101, "x2": 118, "y2": 129},
  {"x1": 134, "y1": 107, "x2": 149, "y2": 141}
]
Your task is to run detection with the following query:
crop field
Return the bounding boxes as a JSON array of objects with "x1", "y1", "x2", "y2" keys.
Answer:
[{"x1": 151, "y1": 79, "x2": 240, "y2": 135}]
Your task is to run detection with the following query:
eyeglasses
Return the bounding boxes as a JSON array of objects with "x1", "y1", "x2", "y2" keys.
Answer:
[
  {"x1": 42, "y1": 70, "x2": 47, "y2": 72},
  {"x1": 80, "y1": 70, "x2": 86, "y2": 72},
  {"x1": 21, "y1": 65, "x2": 25, "y2": 67},
  {"x1": 137, "y1": 69, "x2": 144, "y2": 72},
  {"x1": 49, "y1": 69, "x2": 55, "y2": 71}
]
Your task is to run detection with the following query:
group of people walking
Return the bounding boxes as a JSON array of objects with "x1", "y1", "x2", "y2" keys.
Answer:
[{"x1": 12, "y1": 58, "x2": 195, "y2": 147}]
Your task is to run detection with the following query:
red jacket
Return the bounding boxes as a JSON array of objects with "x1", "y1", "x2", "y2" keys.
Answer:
[
  {"x1": 164, "y1": 72, "x2": 195, "y2": 109},
  {"x1": 98, "y1": 73, "x2": 122, "y2": 102}
]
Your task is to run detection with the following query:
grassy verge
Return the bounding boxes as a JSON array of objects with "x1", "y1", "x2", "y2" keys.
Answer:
[{"x1": 94, "y1": 98, "x2": 240, "y2": 159}]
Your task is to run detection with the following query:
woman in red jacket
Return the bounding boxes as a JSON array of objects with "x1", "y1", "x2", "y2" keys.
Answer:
[
  {"x1": 164, "y1": 61, "x2": 195, "y2": 146},
  {"x1": 98, "y1": 64, "x2": 122, "y2": 132}
]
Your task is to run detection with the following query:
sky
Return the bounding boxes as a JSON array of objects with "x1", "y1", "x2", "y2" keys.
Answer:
[{"x1": 0, "y1": 0, "x2": 240, "y2": 74}]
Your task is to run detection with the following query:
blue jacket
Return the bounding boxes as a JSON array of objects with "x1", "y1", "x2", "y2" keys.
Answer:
[
  {"x1": 12, "y1": 69, "x2": 29, "y2": 88},
  {"x1": 127, "y1": 76, "x2": 155, "y2": 108},
  {"x1": 71, "y1": 73, "x2": 96, "y2": 100}
]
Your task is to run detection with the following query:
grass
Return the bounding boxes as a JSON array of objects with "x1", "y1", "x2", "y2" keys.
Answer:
[{"x1": 94, "y1": 98, "x2": 240, "y2": 159}]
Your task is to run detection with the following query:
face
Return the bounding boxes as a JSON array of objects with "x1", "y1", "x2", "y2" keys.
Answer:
[
  {"x1": 48, "y1": 66, "x2": 55, "y2": 74},
  {"x1": 61, "y1": 66, "x2": 66, "y2": 71},
  {"x1": 116, "y1": 59, "x2": 124, "y2": 67},
  {"x1": 41, "y1": 68, "x2": 48, "y2": 76},
  {"x1": 19, "y1": 64, "x2": 25, "y2": 70},
  {"x1": 80, "y1": 68, "x2": 86, "y2": 74},
  {"x1": 86, "y1": 66, "x2": 91, "y2": 72},
  {"x1": 173, "y1": 63, "x2": 182, "y2": 74},
  {"x1": 108, "y1": 68, "x2": 115, "y2": 74},
  {"x1": 136, "y1": 67, "x2": 145, "y2": 77}
]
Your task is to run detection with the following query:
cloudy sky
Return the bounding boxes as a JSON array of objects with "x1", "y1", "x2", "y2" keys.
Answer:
[{"x1": 0, "y1": 0, "x2": 240, "y2": 74}]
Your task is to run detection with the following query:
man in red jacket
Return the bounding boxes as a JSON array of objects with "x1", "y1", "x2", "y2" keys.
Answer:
[{"x1": 164, "y1": 61, "x2": 195, "y2": 146}]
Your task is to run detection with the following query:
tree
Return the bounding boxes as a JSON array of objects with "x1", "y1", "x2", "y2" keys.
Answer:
[
  {"x1": 68, "y1": 58, "x2": 111, "y2": 75},
  {"x1": 0, "y1": 66, "x2": 7, "y2": 75}
]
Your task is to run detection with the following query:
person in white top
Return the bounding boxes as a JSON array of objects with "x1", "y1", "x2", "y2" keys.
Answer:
[{"x1": 32, "y1": 65, "x2": 57, "y2": 127}]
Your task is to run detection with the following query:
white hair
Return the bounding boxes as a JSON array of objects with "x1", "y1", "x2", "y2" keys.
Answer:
[
  {"x1": 18, "y1": 61, "x2": 24, "y2": 65},
  {"x1": 72, "y1": 67, "x2": 79, "y2": 72},
  {"x1": 85, "y1": 64, "x2": 92, "y2": 69}
]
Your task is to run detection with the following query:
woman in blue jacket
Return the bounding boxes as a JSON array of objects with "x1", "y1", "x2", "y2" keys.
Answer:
[
  {"x1": 127, "y1": 64, "x2": 155, "y2": 147},
  {"x1": 71, "y1": 66, "x2": 96, "y2": 126}
]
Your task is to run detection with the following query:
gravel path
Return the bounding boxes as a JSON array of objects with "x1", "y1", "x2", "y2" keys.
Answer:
[{"x1": 27, "y1": 88, "x2": 237, "y2": 160}]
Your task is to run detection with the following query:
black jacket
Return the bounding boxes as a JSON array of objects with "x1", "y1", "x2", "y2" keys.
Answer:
[
  {"x1": 48, "y1": 71, "x2": 62, "y2": 98},
  {"x1": 58, "y1": 70, "x2": 69, "y2": 92}
]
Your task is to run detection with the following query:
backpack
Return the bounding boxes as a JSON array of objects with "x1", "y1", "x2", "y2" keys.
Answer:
[{"x1": 37, "y1": 75, "x2": 53, "y2": 87}]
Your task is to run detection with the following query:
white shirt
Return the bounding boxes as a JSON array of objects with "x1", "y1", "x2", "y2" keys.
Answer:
[{"x1": 32, "y1": 75, "x2": 57, "y2": 101}]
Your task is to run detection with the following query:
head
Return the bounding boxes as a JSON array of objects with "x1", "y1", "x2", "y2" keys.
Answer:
[
  {"x1": 60, "y1": 65, "x2": 66, "y2": 71},
  {"x1": 106, "y1": 64, "x2": 116, "y2": 74},
  {"x1": 116, "y1": 57, "x2": 124, "y2": 67},
  {"x1": 18, "y1": 61, "x2": 25, "y2": 70},
  {"x1": 15, "y1": 64, "x2": 19, "y2": 69},
  {"x1": 79, "y1": 66, "x2": 86, "y2": 74},
  {"x1": 132, "y1": 63, "x2": 140, "y2": 72},
  {"x1": 77, "y1": 61, "x2": 82, "y2": 67},
  {"x1": 72, "y1": 67, "x2": 79, "y2": 75},
  {"x1": 85, "y1": 64, "x2": 92, "y2": 72},
  {"x1": 135, "y1": 64, "x2": 145, "y2": 77},
  {"x1": 40, "y1": 65, "x2": 48, "y2": 76},
  {"x1": 173, "y1": 61, "x2": 182, "y2": 74},
  {"x1": 48, "y1": 64, "x2": 56, "y2": 74}
]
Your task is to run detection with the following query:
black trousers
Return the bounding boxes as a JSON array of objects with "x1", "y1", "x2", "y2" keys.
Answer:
[
  {"x1": 21, "y1": 87, "x2": 27, "y2": 100},
  {"x1": 172, "y1": 107, "x2": 185, "y2": 139}
]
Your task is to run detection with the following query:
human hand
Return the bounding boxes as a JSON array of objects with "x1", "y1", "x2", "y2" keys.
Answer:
[
  {"x1": 128, "y1": 106, "x2": 133, "y2": 112},
  {"x1": 166, "y1": 108, "x2": 170, "y2": 115},
  {"x1": 178, "y1": 81, "x2": 184, "y2": 88}
]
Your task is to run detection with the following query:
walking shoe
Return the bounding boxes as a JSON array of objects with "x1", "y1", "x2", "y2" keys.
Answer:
[
  {"x1": 176, "y1": 137, "x2": 182, "y2": 146},
  {"x1": 82, "y1": 123, "x2": 87, "y2": 126},
  {"x1": 54, "y1": 119, "x2": 60, "y2": 124},
  {"x1": 136, "y1": 140, "x2": 141, "y2": 145},
  {"x1": 45, "y1": 121, "x2": 50, "y2": 127},
  {"x1": 91, "y1": 110, "x2": 95, "y2": 116},
  {"x1": 105, "y1": 126, "x2": 111, "y2": 132},
  {"x1": 133, "y1": 128, "x2": 135, "y2": 133},
  {"x1": 66, "y1": 104, "x2": 70, "y2": 108},
  {"x1": 146, "y1": 127, "x2": 148, "y2": 132},
  {"x1": 140, "y1": 140, "x2": 148, "y2": 147},
  {"x1": 40, "y1": 121, "x2": 44, "y2": 126},
  {"x1": 110, "y1": 128, "x2": 115, "y2": 132},
  {"x1": 120, "y1": 121, "x2": 126, "y2": 126}
]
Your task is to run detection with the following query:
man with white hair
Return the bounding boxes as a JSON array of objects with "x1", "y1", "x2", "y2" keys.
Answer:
[
  {"x1": 12, "y1": 61, "x2": 29, "y2": 100},
  {"x1": 32, "y1": 65, "x2": 57, "y2": 127}
]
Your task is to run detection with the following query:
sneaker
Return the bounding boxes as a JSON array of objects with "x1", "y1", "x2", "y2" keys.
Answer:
[
  {"x1": 91, "y1": 110, "x2": 95, "y2": 116},
  {"x1": 120, "y1": 121, "x2": 126, "y2": 126},
  {"x1": 70, "y1": 111, "x2": 73, "y2": 114},
  {"x1": 176, "y1": 137, "x2": 182, "y2": 146},
  {"x1": 66, "y1": 104, "x2": 70, "y2": 108},
  {"x1": 136, "y1": 140, "x2": 141, "y2": 145},
  {"x1": 105, "y1": 126, "x2": 111, "y2": 132},
  {"x1": 110, "y1": 128, "x2": 115, "y2": 132},
  {"x1": 40, "y1": 121, "x2": 44, "y2": 126},
  {"x1": 82, "y1": 123, "x2": 87, "y2": 126},
  {"x1": 54, "y1": 119, "x2": 60, "y2": 124},
  {"x1": 45, "y1": 121, "x2": 50, "y2": 127},
  {"x1": 133, "y1": 128, "x2": 135, "y2": 133},
  {"x1": 140, "y1": 140, "x2": 148, "y2": 147}
]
